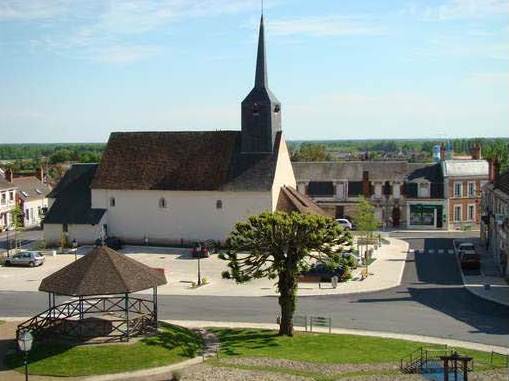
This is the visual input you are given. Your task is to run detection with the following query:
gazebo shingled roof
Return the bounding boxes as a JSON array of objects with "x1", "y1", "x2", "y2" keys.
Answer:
[{"x1": 39, "y1": 246, "x2": 167, "y2": 296}]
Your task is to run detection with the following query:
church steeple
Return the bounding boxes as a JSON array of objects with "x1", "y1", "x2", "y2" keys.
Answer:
[
  {"x1": 255, "y1": 15, "x2": 268, "y2": 88},
  {"x1": 241, "y1": 14, "x2": 282, "y2": 153}
]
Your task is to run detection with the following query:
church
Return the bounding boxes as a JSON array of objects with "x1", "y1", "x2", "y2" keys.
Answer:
[{"x1": 43, "y1": 16, "x2": 326, "y2": 246}]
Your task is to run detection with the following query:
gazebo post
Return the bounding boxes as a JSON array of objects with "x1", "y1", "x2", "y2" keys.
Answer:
[
  {"x1": 153, "y1": 287, "x2": 158, "y2": 331},
  {"x1": 125, "y1": 293, "x2": 130, "y2": 342}
]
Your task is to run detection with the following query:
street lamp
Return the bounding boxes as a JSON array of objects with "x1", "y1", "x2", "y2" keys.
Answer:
[
  {"x1": 72, "y1": 239, "x2": 78, "y2": 261},
  {"x1": 17, "y1": 330, "x2": 33, "y2": 381}
]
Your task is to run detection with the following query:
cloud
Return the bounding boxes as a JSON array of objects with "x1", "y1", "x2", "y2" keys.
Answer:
[
  {"x1": 468, "y1": 72, "x2": 509, "y2": 84},
  {"x1": 407, "y1": 0, "x2": 509, "y2": 21},
  {"x1": 1, "y1": 0, "x2": 267, "y2": 63},
  {"x1": 0, "y1": 0, "x2": 69, "y2": 21},
  {"x1": 267, "y1": 16, "x2": 385, "y2": 37},
  {"x1": 92, "y1": 44, "x2": 160, "y2": 64}
]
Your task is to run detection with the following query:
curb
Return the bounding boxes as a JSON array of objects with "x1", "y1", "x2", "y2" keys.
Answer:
[
  {"x1": 163, "y1": 320, "x2": 509, "y2": 355},
  {"x1": 455, "y1": 250, "x2": 509, "y2": 308},
  {"x1": 81, "y1": 357, "x2": 203, "y2": 381}
]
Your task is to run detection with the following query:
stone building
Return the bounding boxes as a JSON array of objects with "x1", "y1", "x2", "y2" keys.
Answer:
[
  {"x1": 293, "y1": 161, "x2": 446, "y2": 229},
  {"x1": 0, "y1": 178, "x2": 17, "y2": 231},
  {"x1": 442, "y1": 160, "x2": 489, "y2": 229},
  {"x1": 481, "y1": 164, "x2": 508, "y2": 278}
]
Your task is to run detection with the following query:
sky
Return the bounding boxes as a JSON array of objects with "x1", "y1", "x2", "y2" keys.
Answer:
[{"x1": 0, "y1": 0, "x2": 508, "y2": 143}]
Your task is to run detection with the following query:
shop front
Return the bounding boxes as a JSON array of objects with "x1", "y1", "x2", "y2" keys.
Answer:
[{"x1": 407, "y1": 202, "x2": 446, "y2": 229}]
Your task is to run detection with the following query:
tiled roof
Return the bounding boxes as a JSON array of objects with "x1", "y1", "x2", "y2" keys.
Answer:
[
  {"x1": 0, "y1": 178, "x2": 15, "y2": 191},
  {"x1": 39, "y1": 245, "x2": 167, "y2": 296},
  {"x1": 11, "y1": 176, "x2": 51, "y2": 201},
  {"x1": 442, "y1": 160, "x2": 489, "y2": 177},
  {"x1": 277, "y1": 186, "x2": 329, "y2": 217},
  {"x1": 44, "y1": 164, "x2": 106, "y2": 225},
  {"x1": 407, "y1": 163, "x2": 443, "y2": 183},
  {"x1": 292, "y1": 161, "x2": 409, "y2": 182},
  {"x1": 495, "y1": 171, "x2": 509, "y2": 195},
  {"x1": 91, "y1": 131, "x2": 280, "y2": 192}
]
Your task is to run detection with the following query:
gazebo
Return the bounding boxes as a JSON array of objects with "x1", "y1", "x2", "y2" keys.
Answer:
[{"x1": 17, "y1": 245, "x2": 167, "y2": 343}]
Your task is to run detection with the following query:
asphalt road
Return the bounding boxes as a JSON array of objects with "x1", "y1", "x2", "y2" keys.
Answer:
[
  {"x1": 1, "y1": 231, "x2": 508, "y2": 347},
  {"x1": 0, "y1": 228, "x2": 42, "y2": 251}
]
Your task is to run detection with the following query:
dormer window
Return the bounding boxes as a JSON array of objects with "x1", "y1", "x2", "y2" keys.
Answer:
[{"x1": 274, "y1": 105, "x2": 280, "y2": 113}]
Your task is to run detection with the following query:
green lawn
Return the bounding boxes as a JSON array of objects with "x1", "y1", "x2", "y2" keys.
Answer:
[
  {"x1": 5, "y1": 324, "x2": 202, "y2": 377},
  {"x1": 210, "y1": 328, "x2": 501, "y2": 367}
]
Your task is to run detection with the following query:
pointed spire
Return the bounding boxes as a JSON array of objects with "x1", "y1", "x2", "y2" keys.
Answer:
[{"x1": 254, "y1": 14, "x2": 268, "y2": 88}]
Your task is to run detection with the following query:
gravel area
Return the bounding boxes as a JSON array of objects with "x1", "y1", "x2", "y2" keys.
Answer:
[
  {"x1": 220, "y1": 356, "x2": 398, "y2": 376},
  {"x1": 179, "y1": 364, "x2": 311, "y2": 381}
]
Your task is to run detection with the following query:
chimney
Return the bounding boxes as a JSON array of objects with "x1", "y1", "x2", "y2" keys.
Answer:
[
  {"x1": 35, "y1": 166, "x2": 44, "y2": 182},
  {"x1": 362, "y1": 171, "x2": 370, "y2": 197},
  {"x1": 489, "y1": 159, "x2": 500, "y2": 182},
  {"x1": 440, "y1": 144, "x2": 446, "y2": 161},
  {"x1": 5, "y1": 168, "x2": 13, "y2": 183},
  {"x1": 471, "y1": 144, "x2": 481, "y2": 160}
]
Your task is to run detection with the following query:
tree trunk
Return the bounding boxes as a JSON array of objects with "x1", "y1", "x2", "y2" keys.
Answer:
[{"x1": 278, "y1": 269, "x2": 297, "y2": 336}]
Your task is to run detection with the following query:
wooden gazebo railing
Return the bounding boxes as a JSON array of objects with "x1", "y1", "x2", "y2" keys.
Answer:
[{"x1": 17, "y1": 295, "x2": 156, "y2": 343}]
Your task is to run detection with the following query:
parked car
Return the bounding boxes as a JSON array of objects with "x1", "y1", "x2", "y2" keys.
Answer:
[
  {"x1": 192, "y1": 243, "x2": 210, "y2": 258},
  {"x1": 299, "y1": 263, "x2": 347, "y2": 282},
  {"x1": 336, "y1": 218, "x2": 353, "y2": 230},
  {"x1": 95, "y1": 237, "x2": 123, "y2": 250},
  {"x1": 454, "y1": 241, "x2": 480, "y2": 270},
  {"x1": 4, "y1": 251, "x2": 45, "y2": 267}
]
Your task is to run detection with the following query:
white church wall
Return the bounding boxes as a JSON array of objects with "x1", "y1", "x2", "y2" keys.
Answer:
[
  {"x1": 91, "y1": 189, "x2": 272, "y2": 243},
  {"x1": 271, "y1": 135, "x2": 297, "y2": 209},
  {"x1": 43, "y1": 218, "x2": 105, "y2": 246},
  {"x1": 43, "y1": 224, "x2": 62, "y2": 245}
]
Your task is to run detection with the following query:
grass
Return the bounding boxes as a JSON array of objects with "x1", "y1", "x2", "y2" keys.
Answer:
[
  {"x1": 0, "y1": 320, "x2": 5, "y2": 325},
  {"x1": 5, "y1": 323, "x2": 202, "y2": 377},
  {"x1": 209, "y1": 328, "x2": 502, "y2": 367}
]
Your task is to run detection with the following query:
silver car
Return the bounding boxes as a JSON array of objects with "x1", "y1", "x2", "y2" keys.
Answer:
[{"x1": 4, "y1": 251, "x2": 45, "y2": 267}]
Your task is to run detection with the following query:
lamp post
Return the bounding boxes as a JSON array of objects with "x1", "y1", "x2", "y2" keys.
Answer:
[
  {"x1": 197, "y1": 252, "x2": 202, "y2": 286},
  {"x1": 18, "y1": 330, "x2": 33, "y2": 381},
  {"x1": 72, "y1": 239, "x2": 78, "y2": 261}
]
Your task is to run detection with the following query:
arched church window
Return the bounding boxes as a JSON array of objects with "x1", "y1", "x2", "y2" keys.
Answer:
[
  {"x1": 216, "y1": 200, "x2": 223, "y2": 209},
  {"x1": 274, "y1": 104, "x2": 280, "y2": 113},
  {"x1": 159, "y1": 197, "x2": 167, "y2": 209},
  {"x1": 109, "y1": 197, "x2": 116, "y2": 207}
]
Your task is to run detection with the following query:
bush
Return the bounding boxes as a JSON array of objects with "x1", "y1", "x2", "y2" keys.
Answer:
[{"x1": 34, "y1": 240, "x2": 47, "y2": 250}]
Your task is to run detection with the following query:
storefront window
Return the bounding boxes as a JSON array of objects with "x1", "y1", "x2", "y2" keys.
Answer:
[{"x1": 410, "y1": 205, "x2": 439, "y2": 226}]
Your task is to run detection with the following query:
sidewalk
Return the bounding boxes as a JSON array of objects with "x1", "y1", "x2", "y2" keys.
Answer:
[
  {"x1": 0, "y1": 239, "x2": 410, "y2": 297},
  {"x1": 459, "y1": 242, "x2": 509, "y2": 307}
]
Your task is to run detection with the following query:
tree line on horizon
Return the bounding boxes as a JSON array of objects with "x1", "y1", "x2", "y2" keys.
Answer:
[{"x1": 0, "y1": 138, "x2": 507, "y2": 170}]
